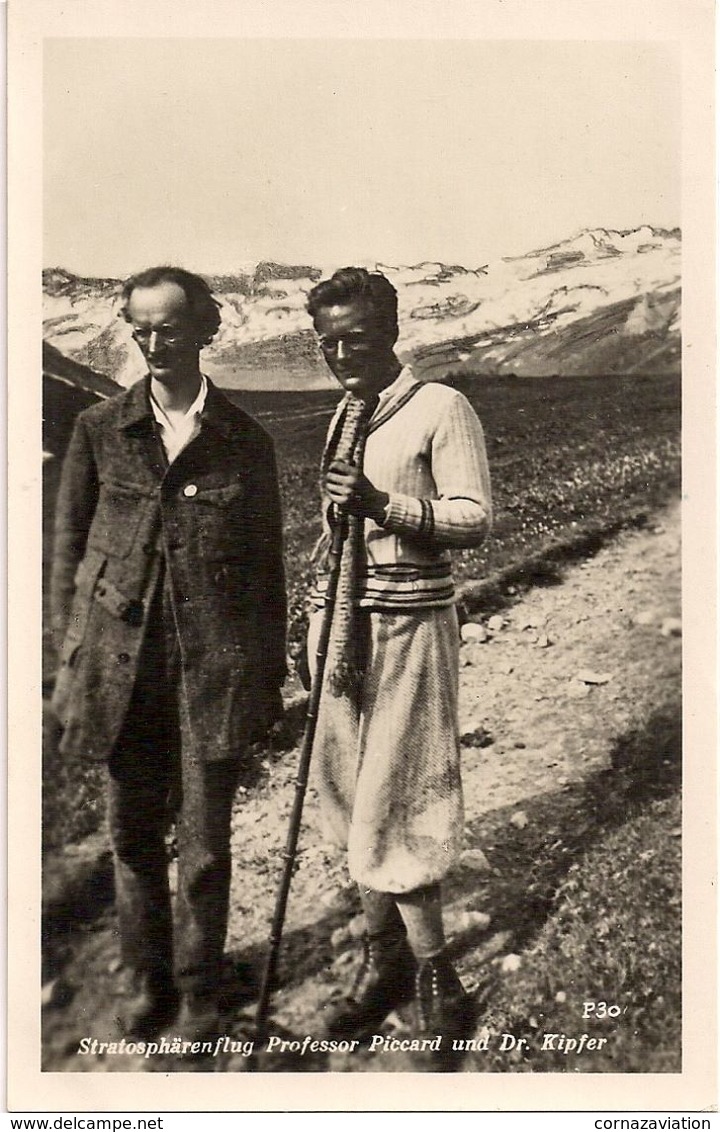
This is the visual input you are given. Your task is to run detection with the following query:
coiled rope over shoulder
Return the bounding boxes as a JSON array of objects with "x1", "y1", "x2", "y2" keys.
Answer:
[{"x1": 324, "y1": 393, "x2": 376, "y2": 699}]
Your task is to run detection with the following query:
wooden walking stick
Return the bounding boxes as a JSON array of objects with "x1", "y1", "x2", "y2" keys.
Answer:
[{"x1": 253, "y1": 394, "x2": 373, "y2": 1056}]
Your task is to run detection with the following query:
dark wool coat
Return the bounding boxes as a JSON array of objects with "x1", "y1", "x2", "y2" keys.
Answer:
[{"x1": 50, "y1": 376, "x2": 287, "y2": 763}]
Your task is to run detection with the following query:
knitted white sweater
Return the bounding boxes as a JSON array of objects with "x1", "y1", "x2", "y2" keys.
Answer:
[{"x1": 313, "y1": 367, "x2": 492, "y2": 610}]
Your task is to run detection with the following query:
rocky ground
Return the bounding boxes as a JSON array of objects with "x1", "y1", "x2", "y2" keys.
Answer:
[{"x1": 41, "y1": 500, "x2": 682, "y2": 1074}]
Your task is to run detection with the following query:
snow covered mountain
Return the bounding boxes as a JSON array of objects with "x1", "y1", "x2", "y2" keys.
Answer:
[{"x1": 42, "y1": 227, "x2": 681, "y2": 389}]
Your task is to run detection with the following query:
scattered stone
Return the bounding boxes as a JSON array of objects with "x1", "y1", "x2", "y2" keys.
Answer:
[
  {"x1": 331, "y1": 926, "x2": 350, "y2": 952},
  {"x1": 513, "y1": 740, "x2": 526, "y2": 749},
  {"x1": 499, "y1": 662, "x2": 515, "y2": 675},
  {"x1": 348, "y1": 913, "x2": 366, "y2": 938},
  {"x1": 333, "y1": 949, "x2": 356, "y2": 970},
  {"x1": 461, "y1": 622, "x2": 488, "y2": 644},
  {"x1": 567, "y1": 681, "x2": 590, "y2": 698},
  {"x1": 460, "y1": 848, "x2": 492, "y2": 872},
  {"x1": 456, "y1": 910, "x2": 492, "y2": 933},
  {"x1": 635, "y1": 610, "x2": 656, "y2": 626},
  {"x1": 487, "y1": 615, "x2": 505, "y2": 633},
  {"x1": 462, "y1": 976, "x2": 481, "y2": 994},
  {"x1": 466, "y1": 891, "x2": 492, "y2": 912},
  {"x1": 660, "y1": 618, "x2": 682, "y2": 638},
  {"x1": 575, "y1": 669, "x2": 612, "y2": 685},
  {"x1": 226, "y1": 1055, "x2": 251, "y2": 1072},
  {"x1": 509, "y1": 810, "x2": 529, "y2": 830},
  {"x1": 41, "y1": 981, "x2": 58, "y2": 1008},
  {"x1": 555, "y1": 990, "x2": 567, "y2": 1004},
  {"x1": 480, "y1": 932, "x2": 514, "y2": 963},
  {"x1": 461, "y1": 727, "x2": 493, "y2": 749},
  {"x1": 384, "y1": 1011, "x2": 404, "y2": 1031},
  {"x1": 518, "y1": 612, "x2": 543, "y2": 630},
  {"x1": 108, "y1": 957, "x2": 123, "y2": 974},
  {"x1": 535, "y1": 634, "x2": 552, "y2": 648},
  {"x1": 41, "y1": 978, "x2": 74, "y2": 1008},
  {"x1": 501, "y1": 953, "x2": 522, "y2": 973}
]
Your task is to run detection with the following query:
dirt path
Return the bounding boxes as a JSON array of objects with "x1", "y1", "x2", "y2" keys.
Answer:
[{"x1": 42, "y1": 501, "x2": 681, "y2": 1073}]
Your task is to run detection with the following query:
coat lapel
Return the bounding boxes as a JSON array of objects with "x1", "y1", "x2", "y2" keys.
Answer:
[
  {"x1": 116, "y1": 377, "x2": 166, "y2": 483},
  {"x1": 115, "y1": 374, "x2": 238, "y2": 483}
]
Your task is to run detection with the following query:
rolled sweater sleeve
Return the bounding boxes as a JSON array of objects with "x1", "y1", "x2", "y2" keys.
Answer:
[{"x1": 381, "y1": 390, "x2": 492, "y2": 548}]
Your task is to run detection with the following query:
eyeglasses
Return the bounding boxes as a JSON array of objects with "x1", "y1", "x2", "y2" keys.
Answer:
[
  {"x1": 130, "y1": 327, "x2": 191, "y2": 346},
  {"x1": 318, "y1": 333, "x2": 374, "y2": 355}
]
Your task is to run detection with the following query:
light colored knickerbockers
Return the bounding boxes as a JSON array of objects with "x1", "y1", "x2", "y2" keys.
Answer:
[{"x1": 309, "y1": 603, "x2": 463, "y2": 894}]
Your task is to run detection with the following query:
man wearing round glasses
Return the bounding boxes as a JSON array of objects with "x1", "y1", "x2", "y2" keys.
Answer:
[
  {"x1": 50, "y1": 266, "x2": 287, "y2": 1046},
  {"x1": 305, "y1": 267, "x2": 492, "y2": 1055}
]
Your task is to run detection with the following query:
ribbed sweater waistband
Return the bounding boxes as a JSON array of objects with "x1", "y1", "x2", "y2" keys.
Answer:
[{"x1": 309, "y1": 561, "x2": 455, "y2": 612}]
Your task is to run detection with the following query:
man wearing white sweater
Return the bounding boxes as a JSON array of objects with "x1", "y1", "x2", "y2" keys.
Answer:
[{"x1": 306, "y1": 267, "x2": 492, "y2": 1049}]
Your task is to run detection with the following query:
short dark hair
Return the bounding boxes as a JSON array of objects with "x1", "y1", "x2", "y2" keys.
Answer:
[
  {"x1": 306, "y1": 267, "x2": 398, "y2": 339},
  {"x1": 119, "y1": 266, "x2": 222, "y2": 347}
]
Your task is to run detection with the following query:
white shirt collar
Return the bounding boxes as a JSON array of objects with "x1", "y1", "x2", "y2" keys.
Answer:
[
  {"x1": 149, "y1": 373, "x2": 208, "y2": 464},
  {"x1": 150, "y1": 372, "x2": 208, "y2": 428}
]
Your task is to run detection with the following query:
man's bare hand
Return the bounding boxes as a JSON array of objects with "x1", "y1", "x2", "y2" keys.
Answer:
[{"x1": 325, "y1": 459, "x2": 389, "y2": 523}]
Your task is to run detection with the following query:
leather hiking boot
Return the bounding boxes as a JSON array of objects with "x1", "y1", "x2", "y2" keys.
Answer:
[
  {"x1": 117, "y1": 968, "x2": 179, "y2": 1040},
  {"x1": 324, "y1": 932, "x2": 416, "y2": 1042},
  {"x1": 414, "y1": 952, "x2": 475, "y2": 1044}
]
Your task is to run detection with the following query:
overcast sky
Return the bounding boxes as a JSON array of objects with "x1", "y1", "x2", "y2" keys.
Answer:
[{"x1": 44, "y1": 38, "x2": 680, "y2": 277}]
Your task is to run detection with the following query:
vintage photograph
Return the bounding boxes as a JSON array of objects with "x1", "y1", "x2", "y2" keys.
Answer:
[{"x1": 7, "y1": 0, "x2": 715, "y2": 1114}]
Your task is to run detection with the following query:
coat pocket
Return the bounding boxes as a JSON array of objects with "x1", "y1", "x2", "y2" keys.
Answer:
[
  {"x1": 87, "y1": 479, "x2": 153, "y2": 558},
  {"x1": 51, "y1": 550, "x2": 107, "y2": 722},
  {"x1": 196, "y1": 483, "x2": 245, "y2": 507},
  {"x1": 192, "y1": 482, "x2": 248, "y2": 560}
]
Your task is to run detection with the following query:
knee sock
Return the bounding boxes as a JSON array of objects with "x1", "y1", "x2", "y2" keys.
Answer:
[
  {"x1": 357, "y1": 885, "x2": 405, "y2": 939},
  {"x1": 395, "y1": 883, "x2": 446, "y2": 960}
]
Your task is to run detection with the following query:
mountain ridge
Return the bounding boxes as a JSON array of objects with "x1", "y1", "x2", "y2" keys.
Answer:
[{"x1": 42, "y1": 226, "x2": 681, "y2": 390}]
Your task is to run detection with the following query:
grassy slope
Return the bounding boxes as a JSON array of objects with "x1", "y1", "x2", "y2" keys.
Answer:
[
  {"x1": 468, "y1": 706, "x2": 683, "y2": 1073},
  {"x1": 463, "y1": 797, "x2": 683, "y2": 1073}
]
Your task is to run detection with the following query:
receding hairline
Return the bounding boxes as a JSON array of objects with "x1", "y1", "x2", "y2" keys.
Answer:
[
  {"x1": 119, "y1": 265, "x2": 222, "y2": 345},
  {"x1": 125, "y1": 279, "x2": 192, "y2": 309}
]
